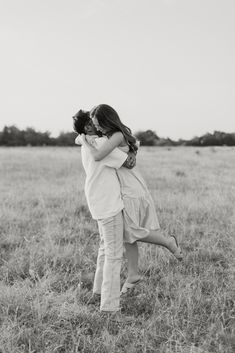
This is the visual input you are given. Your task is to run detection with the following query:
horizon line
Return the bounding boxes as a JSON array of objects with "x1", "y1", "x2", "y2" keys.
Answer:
[{"x1": 1, "y1": 124, "x2": 235, "y2": 142}]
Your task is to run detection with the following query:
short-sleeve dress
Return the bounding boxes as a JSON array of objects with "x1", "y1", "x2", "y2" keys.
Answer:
[{"x1": 117, "y1": 145, "x2": 160, "y2": 243}]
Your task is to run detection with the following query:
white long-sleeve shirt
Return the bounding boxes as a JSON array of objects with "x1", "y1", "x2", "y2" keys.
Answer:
[{"x1": 76, "y1": 135, "x2": 127, "y2": 220}]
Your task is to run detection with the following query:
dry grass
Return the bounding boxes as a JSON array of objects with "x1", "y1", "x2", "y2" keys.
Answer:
[{"x1": 0, "y1": 146, "x2": 234, "y2": 353}]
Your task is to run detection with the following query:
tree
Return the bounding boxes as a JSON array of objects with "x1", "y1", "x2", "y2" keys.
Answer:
[
  {"x1": 0, "y1": 126, "x2": 25, "y2": 146},
  {"x1": 135, "y1": 130, "x2": 159, "y2": 146},
  {"x1": 56, "y1": 131, "x2": 77, "y2": 146}
]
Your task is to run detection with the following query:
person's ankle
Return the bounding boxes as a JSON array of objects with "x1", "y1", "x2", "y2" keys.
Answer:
[{"x1": 126, "y1": 275, "x2": 141, "y2": 284}]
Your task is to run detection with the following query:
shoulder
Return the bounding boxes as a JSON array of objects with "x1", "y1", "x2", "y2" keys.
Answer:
[
  {"x1": 109, "y1": 132, "x2": 125, "y2": 144},
  {"x1": 111, "y1": 131, "x2": 124, "y2": 139}
]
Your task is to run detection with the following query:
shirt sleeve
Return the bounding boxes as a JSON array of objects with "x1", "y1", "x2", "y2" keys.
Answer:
[
  {"x1": 95, "y1": 137, "x2": 127, "y2": 169},
  {"x1": 75, "y1": 135, "x2": 82, "y2": 145},
  {"x1": 86, "y1": 135, "x2": 98, "y2": 146}
]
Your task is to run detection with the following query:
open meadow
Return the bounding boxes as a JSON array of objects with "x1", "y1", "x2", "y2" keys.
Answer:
[{"x1": 0, "y1": 146, "x2": 234, "y2": 353}]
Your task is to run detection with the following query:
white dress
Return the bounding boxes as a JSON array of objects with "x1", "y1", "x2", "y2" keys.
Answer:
[{"x1": 117, "y1": 145, "x2": 160, "y2": 243}]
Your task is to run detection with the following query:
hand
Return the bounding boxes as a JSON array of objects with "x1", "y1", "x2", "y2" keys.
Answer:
[{"x1": 123, "y1": 152, "x2": 136, "y2": 169}]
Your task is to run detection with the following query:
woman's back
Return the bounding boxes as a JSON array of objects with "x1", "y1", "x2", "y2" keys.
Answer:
[{"x1": 117, "y1": 145, "x2": 149, "y2": 198}]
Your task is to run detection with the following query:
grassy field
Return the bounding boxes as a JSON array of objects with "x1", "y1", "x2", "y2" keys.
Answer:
[{"x1": 0, "y1": 146, "x2": 234, "y2": 353}]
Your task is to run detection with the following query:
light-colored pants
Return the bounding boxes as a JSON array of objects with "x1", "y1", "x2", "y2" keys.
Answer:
[{"x1": 93, "y1": 211, "x2": 124, "y2": 312}]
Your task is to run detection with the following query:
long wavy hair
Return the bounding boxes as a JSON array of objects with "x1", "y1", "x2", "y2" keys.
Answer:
[{"x1": 90, "y1": 104, "x2": 138, "y2": 153}]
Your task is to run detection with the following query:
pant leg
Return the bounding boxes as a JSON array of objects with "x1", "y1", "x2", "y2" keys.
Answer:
[
  {"x1": 93, "y1": 222, "x2": 105, "y2": 294},
  {"x1": 98, "y1": 211, "x2": 124, "y2": 312}
]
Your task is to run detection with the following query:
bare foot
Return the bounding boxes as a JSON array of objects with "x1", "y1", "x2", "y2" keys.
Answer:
[
  {"x1": 168, "y1": 235, "x2": 183, "y2": 261},
  {"x1": 121, "y1": 277, "x2": 142, "y2": 295}
]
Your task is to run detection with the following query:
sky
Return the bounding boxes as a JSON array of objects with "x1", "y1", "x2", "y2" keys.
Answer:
[{"x1": 0, "y1": 0, "x2": 234, "y2": 140}]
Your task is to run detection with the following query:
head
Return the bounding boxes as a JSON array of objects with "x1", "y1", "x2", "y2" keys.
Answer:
[
  {"x1": 91, "y1": 105, "x2": 120, "y2": 134},
  {"x1": 72, "y1": 110, "x2": 97, "y2": 135},
  {"x1": 91, "y1": 104, "x2": 138, "y2": 153}
]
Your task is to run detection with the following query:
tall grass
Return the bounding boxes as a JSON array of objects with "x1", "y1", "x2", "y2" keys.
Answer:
[{"x1": 0, "y1": 146, "x2": 234, "y2": 353}]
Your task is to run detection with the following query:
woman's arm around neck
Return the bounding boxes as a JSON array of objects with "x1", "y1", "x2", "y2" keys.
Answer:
[{"x1": 88, "y1": 132, "x2": 125, "y2": 161}]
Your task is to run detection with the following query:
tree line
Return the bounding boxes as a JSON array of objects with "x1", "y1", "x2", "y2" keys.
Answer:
[
  {"x1": 0, "y1": 125, "x2": 235, "y2": 147},
  {"x1": 135, "y1": 130, "x2": 235, "y2": 147},
  {"x1": 0, "y1": 126, "x2": 76, "y2": 146}
]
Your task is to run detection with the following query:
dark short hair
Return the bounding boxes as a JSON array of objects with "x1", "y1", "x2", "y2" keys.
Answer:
[{"x1": 73, "y1": 110, "x2": 91, "y2": 134}]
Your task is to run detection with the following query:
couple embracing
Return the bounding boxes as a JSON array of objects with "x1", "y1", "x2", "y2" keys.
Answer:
[{"x1": 73, "y1": 104, "x2": 183, "y2": 323}]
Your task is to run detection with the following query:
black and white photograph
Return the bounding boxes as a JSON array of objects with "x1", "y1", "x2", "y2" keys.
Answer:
[{"x1": 0, "y1": 1, "x2": 234, "y2": 352}]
